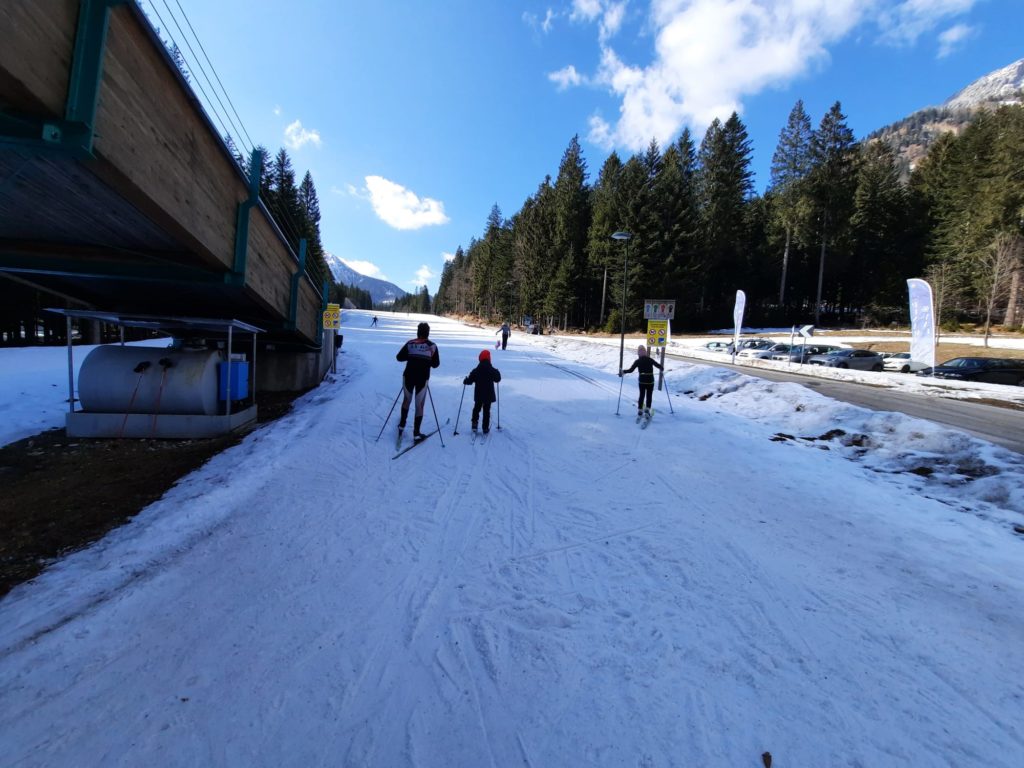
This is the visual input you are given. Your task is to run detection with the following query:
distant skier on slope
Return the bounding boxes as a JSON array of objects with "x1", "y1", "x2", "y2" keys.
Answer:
[
  {"x1": 496, "y1": 322, "x2": 511, "y2": 350},
  {"x1": 620, "y1": 344, "x2": 662, "y2": 423},
  {"x1": 396, "y1": 322, "x2": 440, "y2": 441},
  {"x1": 463, "y1": 349, "x2": 501, "y2": 434}
]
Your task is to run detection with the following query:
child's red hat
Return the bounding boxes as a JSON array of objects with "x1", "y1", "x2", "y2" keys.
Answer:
[{"x1": 479, "y1": 349, "x2": 491, "y2": 361}]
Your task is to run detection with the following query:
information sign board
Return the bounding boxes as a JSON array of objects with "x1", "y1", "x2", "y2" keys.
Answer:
[
  {"x1": 647, "y1": 320, "x2": 668, "y2": 348},
  {"x1": 643, "y1": 300, "x2": 675, "y2": 321}
]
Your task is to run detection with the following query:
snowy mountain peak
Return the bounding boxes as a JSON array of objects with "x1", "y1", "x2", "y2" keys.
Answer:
[
  {"x1": 943, "y1": 58, "x2": 1024, "y2": 110},
  {"x1": 323, "y1": 252, "x2": 408, "y2": 306}
]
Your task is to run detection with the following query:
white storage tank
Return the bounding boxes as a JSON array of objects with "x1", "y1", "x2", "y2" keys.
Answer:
[{"x1": 78, "y1": 345, "x2": 223, "y2": 416}]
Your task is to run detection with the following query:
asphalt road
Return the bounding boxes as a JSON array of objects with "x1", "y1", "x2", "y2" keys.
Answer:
[{"x1": 672, "y1": 353, "x2": 1024, "y2": 455}]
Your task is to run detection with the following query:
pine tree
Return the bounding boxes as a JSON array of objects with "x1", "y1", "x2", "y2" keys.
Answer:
[
  {"x1": 849, "y1": 141, "x2": 910, "y2": 312},
  {"x1": 808, "y1": 102, "x2": 857, "y2": 324},
  {"x1": 696, "y1": 113, "x2": 754, "y2": 320},
  {"x1": 587, "y1": 152, "x2": 624, "y2": 329},
  {"x1": 551, "y1": 136, "x2": 592, "y2": 328},
  {"x1": 269, "y1": 148, "x2": 302, "y2": 251},
  {"x1": 770, "y1": 100, "x2": 813, "y2": 306}
]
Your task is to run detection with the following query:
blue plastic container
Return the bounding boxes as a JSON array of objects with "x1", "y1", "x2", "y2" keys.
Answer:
[{"x1": 218, "y1": 361, "x2": 249, "y2": 401}]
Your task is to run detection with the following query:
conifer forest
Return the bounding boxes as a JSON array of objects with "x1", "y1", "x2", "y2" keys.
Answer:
[{"x1": 433, "y1": 102, "x2": 1024, "y2": 334}]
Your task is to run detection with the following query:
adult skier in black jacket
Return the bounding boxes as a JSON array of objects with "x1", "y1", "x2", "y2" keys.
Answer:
[
  {"x1": 396, "y1": 322, "x2": 440, "y2": 440},
  {"x1": 463, "y1": 349, "x2": 501, "y2": 433},
  {"x1": 620, "y1": 344, "x2": 662, "y2": 420}
]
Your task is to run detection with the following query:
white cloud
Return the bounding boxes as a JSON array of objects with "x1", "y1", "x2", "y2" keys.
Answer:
[
  {"x1": 936, "y1": 22, "x2": 976, "y2": 58},
  {"x1": 413, "y1": 265, "x2": 435, "y2": 286},
  {"x1": 364, "y1": 176, "x2": 449, "y2": 230},
  {"x1": 565, "y1": 0, "x2": 981, "y2": 154},
  {"x1": 579, "y1": 0, "x2": 869, "y2": 152},
  {"x1": 273, "y1": 105, "x2": 282, "y2": 116},
  {"x1": 878, "y1": 0, "x2": 977, "y2": 46},
  {"x1": 284, "y1": 120, "x2": 322, "y2": 150},
  {"x1": 599, "y1": 1, "x2": 626, "y2": 41},
  {"x1": 443, "y1": 252, "x2": 456, "y2": 262},
  {"x1": 571, "y1": 0, "x2": 603, "y2": 22},
  {"x1": 523, "y1": 8, "x2": 557, "y2": 34},
  {"x1": 341, "y1": 259, "x2": 387, "y2": 280},
  {"x1": 549, "y1": 65, "x2": 583, "y2": 90}
]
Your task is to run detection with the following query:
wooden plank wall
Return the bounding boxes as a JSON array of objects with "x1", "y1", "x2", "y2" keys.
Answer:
[
  {"x1": 0, "y1": 0, "x2": 76, "y2": 115},
  {"x1": 96, "y1": 8, "x2": 242, "y2": 271},
  {"x1": 0, "y1": 1, "x2": 322, "y2": 344}
]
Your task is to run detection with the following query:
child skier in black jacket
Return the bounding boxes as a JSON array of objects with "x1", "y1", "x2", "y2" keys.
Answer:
[
  {"x1": 464, "y1": 349, "x2": 502, "y2": 433},
  {"x1": 620, "y1": 344, "x2": 662, "y2": 422}
]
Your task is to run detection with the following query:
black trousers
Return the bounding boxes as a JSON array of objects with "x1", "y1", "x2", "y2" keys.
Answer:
[
  {"x1": 472, "y1": 401, "x2": 492, "y2": 430},
  {"x1": 637, "y1": 382, "x2": 654, "y2": 410},
  {"x1": 501, "y1": 333, "x2": 508, "y2": 350}
]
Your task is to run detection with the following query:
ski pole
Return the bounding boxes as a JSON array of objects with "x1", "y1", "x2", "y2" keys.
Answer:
[
  {"x1": 662, "y1": 370, "x2": 675, "y2": 414},
  {"x1": 453, "y1": 382, "x2": 467, "y2": 435},
  {"x1": 615, "y1": 369, "x2": 624, "y2": 415},
  {"x1": 375, "y1": 384, "x2": 405, "y2": 442},
  {"x1": 496, "y1": 382, "x2": 501, "y2": 430},
  {"x1": 426, "y1": 385, "x2": 446, "y2": 447}
]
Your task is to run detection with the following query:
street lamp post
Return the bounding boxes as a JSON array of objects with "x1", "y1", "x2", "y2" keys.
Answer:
[{"x1": 611, "y1": 231, "x2": 631, "y2": 374}]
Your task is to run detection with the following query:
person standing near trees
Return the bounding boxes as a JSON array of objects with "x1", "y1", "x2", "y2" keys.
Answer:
[
  {"x1": 620, "y1": 344, "x2": 662, "y2": 423},
  {"x1": 396, "y1": 322, "x2": 440, "y2": 441},
  {"x1": 496, "y1": 321, "x2": 511, "y2": 350}
]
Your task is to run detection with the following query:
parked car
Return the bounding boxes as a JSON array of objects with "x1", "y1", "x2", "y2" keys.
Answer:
[
  {"x1": 736, "y1": 341, "x2": 787, "y2": 359},
  {"x1": 770, "y1": 343, "x2": 842, "y2": 364},
  {"x1": 807, "y1": 348, "x2": 885, "y2": 371},
  {"x1": 699, "y1": 340, "x2": 733, "y2": 354},
  {"x1": 735, "y1": 339, "x2": 777, "y2": 358},
  {"x1": 916, "y1": 357, "x2": 1024, "y2": 386},
  {"x1": 882, "y1": 352, "x2": 929, "y2": 373}
]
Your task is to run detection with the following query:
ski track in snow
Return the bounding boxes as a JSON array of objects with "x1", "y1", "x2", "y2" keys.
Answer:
[{"x1": 1, "y1": 311, "x2": 1022, "y2": 767}]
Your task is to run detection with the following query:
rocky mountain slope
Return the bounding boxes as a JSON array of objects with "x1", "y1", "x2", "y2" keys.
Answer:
[
  {"x1": 868, "y1": 58, "x2": 1023, "y2": 176},
  {"x1": 324, "y1": 253, "x2": 407, "y2": 306}
]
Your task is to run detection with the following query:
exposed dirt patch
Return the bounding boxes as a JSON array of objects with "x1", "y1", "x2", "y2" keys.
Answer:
[{"x1": 0, "y1": 390, "x2": 305, "y2": 598}]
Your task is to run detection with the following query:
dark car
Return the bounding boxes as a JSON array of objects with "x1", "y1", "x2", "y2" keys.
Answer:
[
  {"x1": 917, "y1": 357, "x2": 1024, "y2": 386},
  {"x1": 806, "y1": 348, "x2": 885, "y2": 371}
]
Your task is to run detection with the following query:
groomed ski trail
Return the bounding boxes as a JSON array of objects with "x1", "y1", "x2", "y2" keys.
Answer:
[{"x1": 0, "y1": 312, "x2": 1021, "y2": 767}]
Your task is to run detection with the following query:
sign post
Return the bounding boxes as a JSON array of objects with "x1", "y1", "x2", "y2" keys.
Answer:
[
  {"x1": 323, "y1": 303, "x2": 341, "y2": 374},
  {"x1": 644, "y1": 300, "x2": 675, "y2": 392}
]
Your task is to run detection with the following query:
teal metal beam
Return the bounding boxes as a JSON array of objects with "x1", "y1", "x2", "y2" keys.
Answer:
[
  {"x1": 286, "y1": 238, "x2": 307, "y2": 330},
  {"x1": 0, "y1": 0, "x2": 128, "y2": 156},
  {"x1": 230, "y1": 148, "x2": 262, "y2": 286},
  {"x1": 66, "y1": 0, "x2": 131, "y2": 144},
  {"x1": 317, "y1": 279, "x2": 328, "y2": 346}
]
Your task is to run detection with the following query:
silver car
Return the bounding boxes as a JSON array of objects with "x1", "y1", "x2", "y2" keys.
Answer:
[
  {"x1": 737, "y1": 342, "x2": 789, "y2": 360},
  {"x1": 770, "y1": 343, "x2": 842, "y2": 364},
  {"x1": 735, "y1": 340, "x2": 778, "y2": 358},
  {"x1": 807, "y1": 348, "x2": 884, "y2": 371}
]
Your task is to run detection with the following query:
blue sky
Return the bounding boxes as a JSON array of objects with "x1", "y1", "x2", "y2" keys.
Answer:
[{"x1": 146, "y1": 0, "x2": 1022, "y2": 295}]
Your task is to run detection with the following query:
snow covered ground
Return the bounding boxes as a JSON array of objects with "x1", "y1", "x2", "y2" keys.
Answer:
[{"x1": 1, "y1": 311, "x2": 1022, "y2": 766}]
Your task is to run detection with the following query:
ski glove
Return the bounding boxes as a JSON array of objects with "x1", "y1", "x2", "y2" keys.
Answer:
[{"x1": 463, "y1": 377, "x2": 470, "y2": 385}]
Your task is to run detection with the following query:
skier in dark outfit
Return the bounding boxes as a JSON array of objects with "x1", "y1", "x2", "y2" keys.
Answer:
[
  {"x1": 620, "y1": 344, "x2": 663, "y2": 420},
  {"x1": 496, "y1": 322, "x2": 510, "y2": 350},
  {"x1": 396, "y1": 322, "x2": 440, "y2": 440},
  {"x1": 464, "y1": 349, "x2": 501, "y2": 433}
]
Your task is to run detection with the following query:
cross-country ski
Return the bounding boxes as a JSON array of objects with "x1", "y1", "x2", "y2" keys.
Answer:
[{"x1": 392, "y1": 428, "x2": 438, "y2": 458}]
